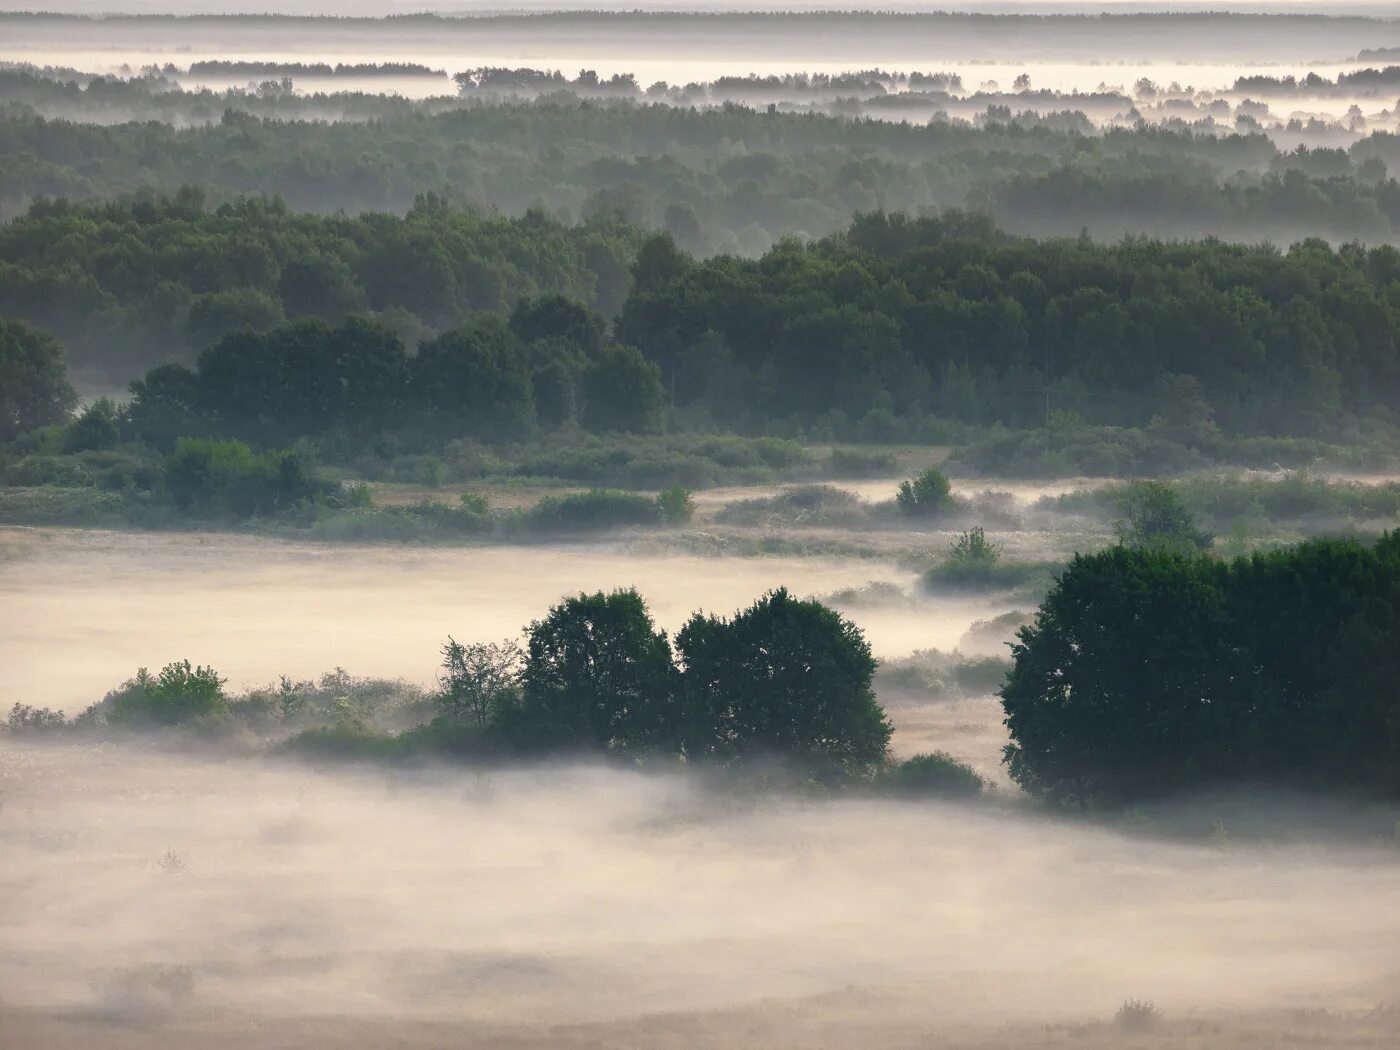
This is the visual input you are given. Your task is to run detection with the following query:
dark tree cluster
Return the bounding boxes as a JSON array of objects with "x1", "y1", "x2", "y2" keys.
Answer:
[
  {"x1": 618, "y1": 210, "x2": 1400, "y2": 434},
  {"x1": 1001, "y1": 535, "x2": 1400, "y2": 805},
  {"x1": 126, "y1": 298, "x2": 664, "y2": 448},
  {"x1": 474, "y1": 587, "x2": 892, "y2": 779},
  {"x1": 0, "y1": 191, "x2": 643, "y2": 377}
]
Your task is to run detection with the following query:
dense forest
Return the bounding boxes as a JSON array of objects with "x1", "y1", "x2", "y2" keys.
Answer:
[
  {"x1": 8, "y1": 75, "x2": 1400, "y2": 249},
  {"x1": 11, "y1": 195, "x2": 1400, "y2": 442},
  {"x1": 0, "y1": 192, "x2": 642, "y2": 375}
]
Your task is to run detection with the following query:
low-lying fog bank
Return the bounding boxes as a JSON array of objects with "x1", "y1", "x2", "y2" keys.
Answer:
[
  {"x1": 1, "y1": 740, "x2": 1397, "y2": 1048},
  {"x1": 0, "y1": 527, "x2": 1018, "y2": 712}
]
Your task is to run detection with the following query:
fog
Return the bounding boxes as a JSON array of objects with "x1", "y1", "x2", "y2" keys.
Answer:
[
  {"x1": 3, "y1": 739, "x2": 1398, "y2": 1048},
  {"x1": 0, "y1": 527, "x2": 1022, "y2": 713}
]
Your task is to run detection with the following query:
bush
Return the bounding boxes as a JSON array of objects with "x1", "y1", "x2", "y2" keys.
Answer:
[
  {"x1": 1114, "y1": 480, "x2": 1212, "y2": 554},
  {"x1": 656, "y1": 484, "x2": 695, "y2": 523},
  {"x1": 922, "y1": 530, "x2": 1057, "y2": 595},
  {"x1": 164, "y1": 437, "x2": 332, "y2": 519},
  {"x1": 104, "y1": 661, "x2": 229, "y2": 727},
  {"x1": 280, "y1": 724, "x2": 407, "y2": 762},
  {"x1": 62, "y1": 398, "x2": 122, "y2": 453},
  {"x1": 1115, "y1": 999, "x2": 1162, "y2": 1033},
  {"x1": 895, "y1": 467, "x2": 953, "y2": 516},
  {"x1": 880, "y1": 752, "x2": 987, "y2": 799},
  {"x1": 875, "y1": 649, "x2": 1010, "y2": 699},
  {"x1": 524, "y1": 488, "x2": 664, "y2": 532}
]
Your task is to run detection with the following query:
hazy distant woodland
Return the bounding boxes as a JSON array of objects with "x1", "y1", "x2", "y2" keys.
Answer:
[{"x1": 3, "y1": 6, "x2": 1400, "y2": 1050}]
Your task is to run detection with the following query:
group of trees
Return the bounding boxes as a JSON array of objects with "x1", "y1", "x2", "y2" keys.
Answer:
[
  {"x1": 124, "y1": 299, "x2": 664, "y2": 447},
  {"x1": 10, "y1": 76, "x2": 1400, "y2": 251},
  {"x1": 13, "y1": 203, "x2": 1400, "y2": 449},
  {"x1": 1001, "y1": 533, "x2": 1400, "y2": 805},
  {"x1": 618, "y1": 210, "x2": 1400, "y2": 433},
  {"x1": 0, "y1": 192, "x2": 643, "y2": 376},
  {"x1": 29, "y1": 587, "x2": 897, "y2": 782},
  {"x1": 428, "y1": 587, "x2": 893, "y2": 776}
]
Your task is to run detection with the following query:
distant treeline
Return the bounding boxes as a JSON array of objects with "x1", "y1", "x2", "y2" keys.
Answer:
[
  {"x1": 1233, "y1": 66, "x2": 1400, "y2": 95},
  {"x1": 9, "y1": 87, "x2": 1400, "y2": 251},
  {"x1": 453, "y1": 67, "x2": 965, "y2": 99},
  {"x1": 185, "y1": 60, "x2": 446, "y2": 78}
]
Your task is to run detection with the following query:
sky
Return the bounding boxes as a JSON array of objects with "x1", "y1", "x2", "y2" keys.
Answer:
[{"x1": 2, "y1": 2, "x2": 1398, "y2": 17}]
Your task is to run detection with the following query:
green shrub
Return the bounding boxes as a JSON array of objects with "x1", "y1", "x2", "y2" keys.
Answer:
[
  {"x1": 1114, "y1": 481, "x2": 1213, "y2": 554},
  {"x1": 164, "y1": 437, "x2": 332, "y2": 519},
  {"x1": 895, "y1": 468, "x2": 953, "y2": 515},
  {"x1": 880, "y1": 752, "x2": 988, "y2": 798},
  {"x1": 279, "y1": 724, "x2": 408, "y2": 762},
  {"x1": 62, "y1": 398, "x2": 123, "y2": 453},
  {"x1": 104, "y1": 661, "x2": 229, "y2": 727},
  {"x1": 524, "y1": 488, "x2": 664, "y2": 532},
  {"x1": 656, "y1": 484, "x2": 695, "y2": 524}
]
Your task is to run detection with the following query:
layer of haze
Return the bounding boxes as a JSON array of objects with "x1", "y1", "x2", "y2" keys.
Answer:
[
  {"x1": 2, "y1": 740, "x2": 1398, "y2": 1048},
  {"x1": 0, "y1": 527, "x2": 1019, "y2": 713}
]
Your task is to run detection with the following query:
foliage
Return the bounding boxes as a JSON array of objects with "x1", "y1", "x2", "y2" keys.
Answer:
[
  {"x1": 922, "y1": 531, "x2": 1055, "y2": 595},
  {"x1": 524, "y1": 488, "x2": 664, "y2": 532},
  {"x1": 0, "y1": 195, "x2": 643, "y2": 378},
  {"x1": 676, "y1": 588, "x2": 891, "y2": 777},
  {"x1": 656, "y1": 484, "x2": 695, "y2": 523},
  {"x1": 103, "y1": 661, "x2": 229, "y2": 727},
  {"x1": 62, "y1": 397, "x2": 122, "y2": 453},
  {"x1": 437, "y1": 636, "x2": 522, "y2": 728},
  {"x1": 164, "y1": 437, "x2": 331, "y2": 519},
  {"x1": 0, "y1": 318, "x2": 76, "y2": 442},
  {"x1": 516, "y1": 589, "x2": 680, "y2": 753},
  {"x1": 896, "y1": 468, "x2": 953, "y2": 516},
  {"x1": 1001, "y1": 536, "x2": 1400, "y2": 805},
  {"x1": 879, "y1": 752, "x2": 988, "y2": 799},
  {"x1": 1113, "y1": 480, "x2": 1213, "y2": 554},
  {"x1": 8, "y1": 75, "x2": 1400, "y2": 258},
  {"x1": 5, "y1": 702, "x2": 70, "y2": 733}
]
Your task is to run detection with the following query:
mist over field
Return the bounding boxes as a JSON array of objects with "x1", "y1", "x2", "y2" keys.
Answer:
[
  {"x1": 5, "y1": 0, "x2": 1400, "y2": 1046},
  {"x1": 4, "y1": 740, "x2": 1400, "y2": 1049}
]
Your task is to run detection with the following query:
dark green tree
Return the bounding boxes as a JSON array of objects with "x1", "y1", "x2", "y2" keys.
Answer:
[
  {"x1": 517, "y1": 589, "x2": 679, "y2": 753},
  {"x1": 0, "y1": 318, "x2": 75, "y2": 442},
  {"x1": 581, "y1": 344, "x2": 665, "y2": 432},
  {"x1": 676, "y1": 588, "x2": 891, "y2": 777}
]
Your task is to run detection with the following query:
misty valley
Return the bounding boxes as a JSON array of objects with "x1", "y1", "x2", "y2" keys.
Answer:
[{"x1": 3, "y1": 4, "x2": 1400, "y2": 1049}]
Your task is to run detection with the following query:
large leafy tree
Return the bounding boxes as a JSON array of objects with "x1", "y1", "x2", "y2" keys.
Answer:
[
  {"x1": 518, "y1": 589, "x2": 679, "y2": 754},
  {"x1": 0, "y1": 318, "x2": 75, "y2": 442},
  {"x1": 676, "y1": 588, "x2": 891, "y2": 777},
  {"x1": 1001, "y1": 536, "x2": 1400, "y2": 805}
]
